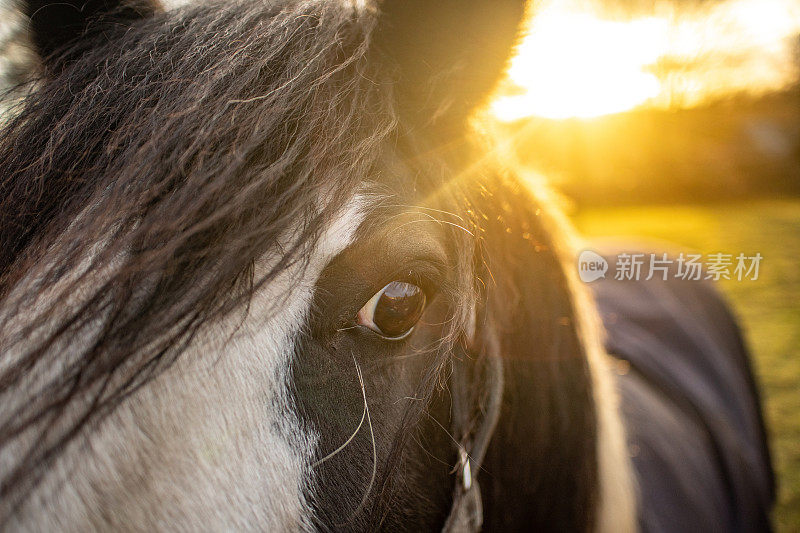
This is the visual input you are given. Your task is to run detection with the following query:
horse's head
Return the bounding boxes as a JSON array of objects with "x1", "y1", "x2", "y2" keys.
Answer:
[{"x1": 0, "y1": 0, "x2": 634, "y2": 530}]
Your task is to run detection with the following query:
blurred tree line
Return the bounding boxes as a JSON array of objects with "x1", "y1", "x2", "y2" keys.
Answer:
[{"x1": 495, "y1": 86, "x2": 800, "y2": 207}]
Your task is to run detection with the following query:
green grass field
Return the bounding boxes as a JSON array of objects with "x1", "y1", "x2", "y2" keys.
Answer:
[{"x1": 573, "y1": 199, "x2": 800, "y2": 532}]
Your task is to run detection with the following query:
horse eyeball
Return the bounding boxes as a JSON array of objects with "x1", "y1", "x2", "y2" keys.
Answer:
[{"x1": 357, "y1": 281, "x2": 426, "y2": 340}]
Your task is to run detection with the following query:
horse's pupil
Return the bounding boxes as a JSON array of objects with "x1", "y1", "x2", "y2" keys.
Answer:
[{"x1": 374, "y1": 281, "x2": 426, "y2": 337}]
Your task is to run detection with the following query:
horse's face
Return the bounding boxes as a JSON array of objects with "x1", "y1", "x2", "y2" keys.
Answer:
[
  {"x1": 100, "y1": 197, "x2": 467, "y2": 530},
  {"x1": 1, "y1": 0, "x2": 634, "y2": 530}
]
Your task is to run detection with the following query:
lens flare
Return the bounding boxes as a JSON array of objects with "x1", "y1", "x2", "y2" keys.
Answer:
[{"x1": 492, "y1": 0, "x2": 800, "y2": 121}]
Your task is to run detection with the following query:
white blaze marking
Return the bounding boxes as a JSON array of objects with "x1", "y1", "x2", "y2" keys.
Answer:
[{"x1": 8, "y1": 197, "x2": 366, "y2": 531}]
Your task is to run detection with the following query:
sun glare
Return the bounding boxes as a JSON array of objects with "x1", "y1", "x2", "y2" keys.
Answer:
[{"x1": 492, "y1": 0, "x2": 800, "y2": 121}]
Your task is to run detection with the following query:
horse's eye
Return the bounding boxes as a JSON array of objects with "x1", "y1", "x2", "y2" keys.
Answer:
[{"x1": 357, "y1": 281, "x2": 426, "y2": 340}]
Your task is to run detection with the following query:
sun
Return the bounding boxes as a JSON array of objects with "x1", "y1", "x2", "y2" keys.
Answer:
[{"x1": 492, "y1": 0, "x2": 800, "y2": 121}]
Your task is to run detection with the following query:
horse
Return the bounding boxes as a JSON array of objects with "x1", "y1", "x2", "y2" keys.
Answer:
[{"x1": 0, "y1": 0, "x2": 774, "y2": 530}]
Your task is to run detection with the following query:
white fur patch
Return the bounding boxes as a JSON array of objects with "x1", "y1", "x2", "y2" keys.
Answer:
[{"x1": 7, "y1": 197, "x2": 366, "y2": 531}]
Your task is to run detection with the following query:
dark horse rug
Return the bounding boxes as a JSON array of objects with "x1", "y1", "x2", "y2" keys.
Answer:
[{"x1": 592, "y1": 257, "x2": 775, "y2": 533}]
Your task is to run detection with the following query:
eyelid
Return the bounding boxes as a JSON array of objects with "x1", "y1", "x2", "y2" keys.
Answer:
[{"x1": 385, "y1": 264, "x2": 439, "y2": 300}]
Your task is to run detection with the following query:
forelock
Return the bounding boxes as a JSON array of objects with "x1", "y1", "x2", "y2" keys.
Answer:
[{"x1": 0, "y1": 0, "x2": 396, "y2": 512}]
